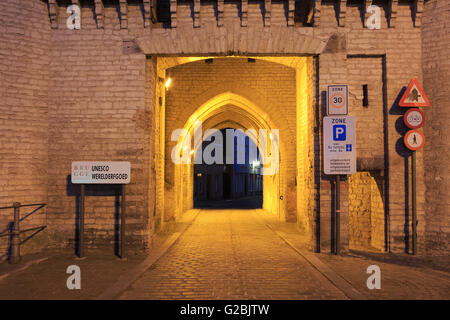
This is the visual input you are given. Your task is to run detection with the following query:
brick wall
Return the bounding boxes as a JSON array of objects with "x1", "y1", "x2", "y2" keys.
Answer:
[
  {"x1": 422, "y1": 0, "x2": 450, "y2": 255},
  {"x1": 313, "y1": 2, "x2": 426, "y2": 253},
  {"x1": 349, "y1": 171, "x2": 385, "y2": 251},
  {"x1": 0, "y1": 0, "x2": 51, "y2": 258},
  {"x1": 46, "y1": 4, "x2": 153, "y2": 251},
  {"x1": 296, "y1": 57, "x2": 317, "y2": 250}
]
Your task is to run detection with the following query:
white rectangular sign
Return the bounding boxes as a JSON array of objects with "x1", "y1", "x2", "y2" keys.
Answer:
[
  {"x1": 324, "y1": 116, "x2": 356, "y2": 175},
  {"x1": 327, "y1": 85, "x2": 348, "y2": 115},
  {"x1": 71, "y1": 161, "x2": 130, "y2": 184}
]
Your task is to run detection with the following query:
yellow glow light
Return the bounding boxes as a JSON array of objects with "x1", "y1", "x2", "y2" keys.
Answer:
[{"x1": 165, "y1": 78, "x2": 172, "y2": 89}]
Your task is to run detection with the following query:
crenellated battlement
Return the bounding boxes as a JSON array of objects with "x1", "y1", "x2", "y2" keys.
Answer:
[{"x1": 45, "y1": 0, "x2": 425, "y2": 30}]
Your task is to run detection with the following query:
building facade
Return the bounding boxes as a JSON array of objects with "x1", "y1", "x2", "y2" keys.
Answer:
[
  {"x1": 0, "y1": 0, "x2": 448, "y2": 258},
  {"x1": 194, "y1": 128, "x2": 263, "y2": 204}
]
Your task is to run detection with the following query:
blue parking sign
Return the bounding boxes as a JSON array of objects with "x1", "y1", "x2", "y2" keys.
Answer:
[
  {"x1": 324, "y1": 116, "x2": 356, "y2": 175},
  {"x1": 333, "y1": 125, "x2": 346, "y2": 141}
]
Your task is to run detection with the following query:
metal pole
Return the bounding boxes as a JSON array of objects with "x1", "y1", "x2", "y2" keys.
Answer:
[
  {"x1": 10, "y1": 202, "x2": 21, "y2": 264},
  {"x1": 412, "y1": 151, "x2": 417, "y2": 255},
  {"x1": 335, "y1": 175, "x2": 341, "y2": 255},
  {"x1": 121, "y1": 184, "x2": 126, "y2": 259},
  {"x1": 79, "y1": 184, "x2": 85, "y2": 258}
]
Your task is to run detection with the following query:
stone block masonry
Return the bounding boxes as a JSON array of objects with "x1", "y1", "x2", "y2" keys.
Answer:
[
  {"x1": 0, "y1": 0, "x2": 51, "y2": 257},
  {"x1": 47, "y1": 5, "x2": 152, "y2": 250},
  {"x1": 422, "y1": 0, "x2": 450, "y2": 255}
]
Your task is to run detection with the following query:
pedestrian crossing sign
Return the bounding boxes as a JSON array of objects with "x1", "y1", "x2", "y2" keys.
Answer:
[
  {"x1": 399, "y1": 78, "x2": 431, "y2": 107},
  {"x1": 404, "y1": 130, "x2": 425, "y2": 151}
]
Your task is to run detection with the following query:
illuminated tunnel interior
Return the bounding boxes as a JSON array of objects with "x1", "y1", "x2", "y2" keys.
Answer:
[{"x1": 158, "y1": 56, "x2": 315, "y2": 227}]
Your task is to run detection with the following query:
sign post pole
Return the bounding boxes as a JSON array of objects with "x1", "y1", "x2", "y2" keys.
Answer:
[
  {"x1": 79, "y1": 184, "x2": 85, "y2": 258},
  {"x1": 335, "y1": 175, "x2": 340, "y2": 255},
  {"x1": 403, "y1": 128, "x2": 425, "y2": 256},
  {"x1": 326, "y1": 85, "x2": 350, "y2": 255},
  {"x1": 323, "y1": 115, "x2": 356, "y2": 255},
  {"x1": 399, "y1": 77, "x2": 430, "y2": 255},
  {"x1": 72, "y1": 161, "x2": 130, "y2": 259},
  {"x1": 121, "y1": 184, "x2": 126, "y2": 259},
  {"x1": 412, "y1": 151, "x2": 417, "y2": 255},
  {"x1": 10, "y1": 202, "x2": 21, "y2": 264}
]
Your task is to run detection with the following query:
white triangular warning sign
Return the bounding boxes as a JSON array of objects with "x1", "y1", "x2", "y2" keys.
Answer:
[{"x1": 399, "y1": 78, "x2": 431, "y2": 107}]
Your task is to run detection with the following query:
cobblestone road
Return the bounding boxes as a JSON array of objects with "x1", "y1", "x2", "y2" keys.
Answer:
[{"x1": 119, "y1": 209, "x2": 348, "y2": 300}]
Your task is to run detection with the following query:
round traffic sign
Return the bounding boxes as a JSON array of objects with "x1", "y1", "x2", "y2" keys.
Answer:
[
  {"x1": 404, "y1": 108, "x2": 425, "y2": 129},
  {"x1": 330, "y1": 92, "x2": 346, "y2": 109},
  {"x1": 404, "y1": 130, "x2": 425, "y2": 151}
]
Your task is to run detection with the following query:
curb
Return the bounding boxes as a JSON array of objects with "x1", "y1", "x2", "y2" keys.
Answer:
[{"x1": 0, "y1": 257, "x2": 49, "y2": 284}]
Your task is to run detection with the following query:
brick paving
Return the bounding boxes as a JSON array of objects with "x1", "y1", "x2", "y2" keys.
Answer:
[
  {"x1": 0, "y1": 249, "x2": 146, "y2": 300},
  {"x1": 0, "y1": 209, "x2": 448, "y2": 300},
  {"x1": 315, "y1": 252, "x2": 450, "y2": 300},
  {"x1": 258, "y1": 209, "x2": 450, "y2": 300},
  {"x1": 119, "y1": 209, "x2": 348, "y2": 300}
]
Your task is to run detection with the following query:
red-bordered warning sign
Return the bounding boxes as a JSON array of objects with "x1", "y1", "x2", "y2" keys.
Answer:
[
  {"x1": 399, "y1": 78, "x2": 431, "y2": 107},
  {"x1": 404, "y1": 130, "x2": 425, "y2": 151},
  {"x1": 404, "y1": 108, "x2": 425, "y2": 129},
  {"x1": 327, "y1": 85, "x2": 348, "y2": 115}
]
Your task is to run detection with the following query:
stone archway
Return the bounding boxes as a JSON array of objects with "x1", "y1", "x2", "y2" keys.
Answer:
[
  {"x1": 168, "y1": 92, "x2": 285, "y2": 222},
  {"x1": 153, "y1": 56, "x2": 317, "y2": 248}
]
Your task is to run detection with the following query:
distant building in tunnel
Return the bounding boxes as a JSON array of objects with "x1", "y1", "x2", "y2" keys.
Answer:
[{"x1": 194, "y1": 129, "x2": 263, "y2": 204}]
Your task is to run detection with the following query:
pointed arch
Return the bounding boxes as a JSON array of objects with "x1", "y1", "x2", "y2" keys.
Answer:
[{"x1": 167, "y1": 92, "x2": 285, "y2": 221}]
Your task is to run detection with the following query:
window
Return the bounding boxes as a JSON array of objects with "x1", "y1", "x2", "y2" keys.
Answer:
[{"x1": 363, "y1": 84, "x2": 369, "y2": 107}]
